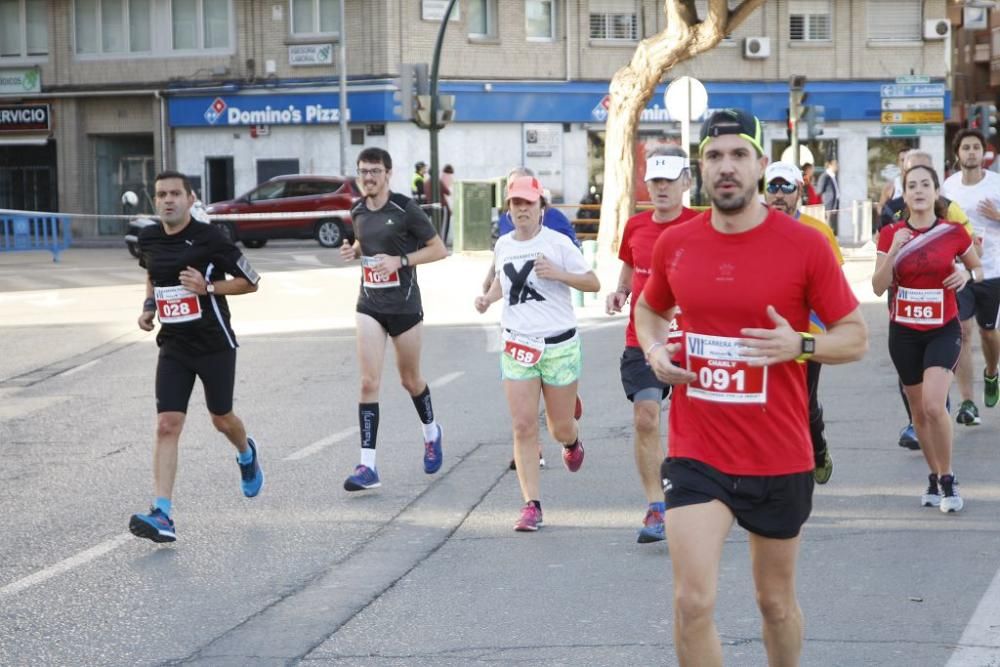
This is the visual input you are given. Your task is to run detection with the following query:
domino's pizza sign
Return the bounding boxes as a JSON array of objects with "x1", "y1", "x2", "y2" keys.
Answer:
[
  {"x1": 592, "y1": 95, "x2": 610, "y2": 121},
  {"x1": 204, "y1": 98, "x2": 227, "y2": 124}
]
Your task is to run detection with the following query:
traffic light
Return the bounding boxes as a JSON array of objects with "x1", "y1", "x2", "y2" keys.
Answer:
[
  {"x1": 983, "y1": 103, "x2": 998, "y2": 139},
  {"x1": 805, "y1": 105, "x2": 825, "y2": 139},
  {"x1": 413, "y1": 94, "x2": 457, "y2": 129},
  {"x1": 394, "y1": 64, "x2": 416, "y2": 120},
  {"x1": 789, "y1": 75, "x2": 807, "y2": 121}
]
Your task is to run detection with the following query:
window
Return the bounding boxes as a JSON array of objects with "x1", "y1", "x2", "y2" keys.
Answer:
[
  {"x1": 468, "y1": 0, "x2": 497, "y2": 38},
  {"x1": 526, "y1": 0, "x2": 555, "y2": 40},
  {"x1": 867, "y1": 0, "x2": 921, "y2": 42},
  {"x1": 589, "y1": 0, "x2": 637, "y2": 41},
  {"x1": 789, "y1": 0, "x2": 831, "y2": 42},
  {"x1": 76, "y1": 0, "x2": 152, "y2": 54},
  {"x1": 172, "y1": 0, "x2": 231, "y2": 50},
  {"x1": 0, "y1": 0, "x2": 47, "y2": 58},
  {"x1": 290, "y1": 0, "x2": 340, "y2": 36}
]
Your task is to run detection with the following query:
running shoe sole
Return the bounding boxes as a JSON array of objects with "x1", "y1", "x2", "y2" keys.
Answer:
[
  {"x1": 637, "y1": 527, "x2": 665, "y2": 543},
  {"x1": 344, "y1": 478, "x2": 381, "y2": 492},
  {"x1": 129, "y1": 514, "x2": 176, "y2": 543}
]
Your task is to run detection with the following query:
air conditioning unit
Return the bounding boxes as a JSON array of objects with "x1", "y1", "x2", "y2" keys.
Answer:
[
  {"x1": 924, "y1": 19, "x2": 950, "y2": 40},
  {"x1": 744, "y1": 36, "x2": 770, "y2": 59}
]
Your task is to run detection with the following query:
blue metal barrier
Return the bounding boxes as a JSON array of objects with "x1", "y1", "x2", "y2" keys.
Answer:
[{"x1": 0, "y1": 215, "x2": 72, "y2": 262}]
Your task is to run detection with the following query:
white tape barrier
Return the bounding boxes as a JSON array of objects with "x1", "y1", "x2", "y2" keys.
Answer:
[{"x1": 0, "y1": 203, "x2": 441, "y2": 223}]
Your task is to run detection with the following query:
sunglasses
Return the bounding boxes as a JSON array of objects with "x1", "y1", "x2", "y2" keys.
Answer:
[{"x1": 766, "y1": 182, "x2": 798, "y2": 195}]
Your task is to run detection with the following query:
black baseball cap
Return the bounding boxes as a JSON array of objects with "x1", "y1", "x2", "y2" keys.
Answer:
[{"x1": 698, "y1": 109, "x2": 764, "y2": 156}]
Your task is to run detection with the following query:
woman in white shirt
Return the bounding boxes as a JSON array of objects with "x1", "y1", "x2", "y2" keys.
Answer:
[{"x1": 475, "y1": 176, "x2": 600, "y2": 532}]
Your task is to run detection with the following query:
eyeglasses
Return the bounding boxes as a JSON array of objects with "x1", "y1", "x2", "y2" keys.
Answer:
[
  {"x1": 357, "y1": 168, "x2": 385, "y2": 177},
  {"x1": 766, "y1": 182, "x2": 798, "y2": 195}
]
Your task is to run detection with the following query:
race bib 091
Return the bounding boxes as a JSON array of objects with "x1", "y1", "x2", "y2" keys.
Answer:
[{"x1": 685, "y1": 332, "x2": 766, "y2": 404}]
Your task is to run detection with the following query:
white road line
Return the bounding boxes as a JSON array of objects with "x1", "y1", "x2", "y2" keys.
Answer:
[
  {"x1": 946, "y1": 566, "x2": 1000, "y2": 667},
  {"x1": 429, "y1": 371, "x2": 464, "y2": 388},
  {"x1": 291, "y1": 254, "x2": 324, "y2": 266},
  {"x1": 283, "y1": 426, "x2": 358, "y2": 461},
  {"x1": 58, "y1": 359, "x2": 100, "y2": 377},
  {"x1": 0, "y1": 534, "x2": 131, "y2": 600}
]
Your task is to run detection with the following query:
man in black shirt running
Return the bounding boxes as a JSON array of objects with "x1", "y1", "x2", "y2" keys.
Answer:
[
  {"x1": 129, "y1": 171, "x2": 263, "y2": 543},
  {"x1": 339, "y1": 147, "x2": 448, "y2": 491}
]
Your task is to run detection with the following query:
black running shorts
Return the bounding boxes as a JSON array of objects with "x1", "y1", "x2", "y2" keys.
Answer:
[
  {"x1": 155, "y1": 346, "x2": 237, "y2": 415},
  {"x1": 619, "y1": 346, "x2": 670, "y2": 402},
  {"x1": 357, "y1": 305, "x2": 423, "y2": 338},
  {"x1": 661, "y1": 457, "x2": 814, "y2": 539},
  {"x1": 957, "y1": 278, "x2": 1000, "y2": 329},
  {"x1": 888, "y1": 318, "x2": 962, "y2": 387}
]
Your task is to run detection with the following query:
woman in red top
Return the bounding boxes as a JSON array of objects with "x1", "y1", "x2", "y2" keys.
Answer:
[{"x1": 873, "y1": 164, "x2": 982, "y2": 514}]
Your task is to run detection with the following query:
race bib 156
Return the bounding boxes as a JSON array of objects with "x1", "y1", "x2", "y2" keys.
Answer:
[{"x1": 894, "y1": 286, "x2": 943, "y2": 326}]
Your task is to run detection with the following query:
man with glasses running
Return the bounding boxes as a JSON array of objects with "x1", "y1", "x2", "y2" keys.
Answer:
[
  {"x1": 763, "y1": 161, "x2": 843, "y2": 484},
  {"x1": 339, "y1": 147, "x2": 448, "y2": 491}
]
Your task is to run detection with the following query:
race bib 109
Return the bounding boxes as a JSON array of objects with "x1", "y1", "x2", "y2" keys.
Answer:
[{"x1": 361, "y1": 256, "x2": 400, "y2": 288}]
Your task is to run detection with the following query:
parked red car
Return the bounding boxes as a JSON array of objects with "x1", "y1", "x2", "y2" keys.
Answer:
[{"x1": 205, "y1": 175, "x2": 358, "y2": 248}]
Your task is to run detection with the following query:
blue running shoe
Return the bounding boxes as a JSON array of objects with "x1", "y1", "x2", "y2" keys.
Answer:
[
  {"x1": 898, "y1": 424, "x2": 919, "y2": 450},
  {"x1": 239, "y1": 437, "x2": 264, "y2": 497},
  {"x1": 129, "y1": 507, "x2": 176, "y2": 543},
  {"x1": 344, "y1": 464, "x2": 381, "y2": 491},
  {"x1": 637, "y1": 508, "x2": 665, "y2": 543},
  {"x1": 423, "y1": 424, "x2": 443, "y2": 474}
]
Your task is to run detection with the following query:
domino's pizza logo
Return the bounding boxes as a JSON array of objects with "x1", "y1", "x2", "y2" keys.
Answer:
[
  {"x1": 591, "y1": 94, "x2": 610, "y2": 122},
  {"x1": 204, "y1": 97, "x2": 227, "y2": 124}
]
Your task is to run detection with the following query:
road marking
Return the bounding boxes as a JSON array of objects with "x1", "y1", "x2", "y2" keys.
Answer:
[
  {"x1": 283, "y1": 426, "x2": 358, "y2": 461},
  {"x1": 0, "y1": 534, "x2": 131, "y2": 599},
  {"x1": 58, "y1": 359, "x2": 100, "y2": 377},
  {"x1": 946, "y1": 566, "x2": 1000, "y2": 666},
  {"x1": 429, "y1": 371, "x2": 464, "y2": 388},
  {"x1": 291, "y1": 254, "x2": 324, "y2": 266}
]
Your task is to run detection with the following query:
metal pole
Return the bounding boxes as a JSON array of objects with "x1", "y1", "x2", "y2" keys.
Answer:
[
  {"x1": 681, "y1": 78, "x2": 691, "y2": 206},
  {"x1": 429, "y1": 0, "x2": 459, "y2": 237},
  {"x1": 338, "y1": 0, "x2": 348, "y2": 176}
]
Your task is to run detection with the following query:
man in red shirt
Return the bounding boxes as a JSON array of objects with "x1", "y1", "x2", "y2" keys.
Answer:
[
  {"x1": 635, "y1": 109, "x2": 868, "y2": 667},
  {"x1": 606, "y1": 146, "x2": 699, "y2": 544}
]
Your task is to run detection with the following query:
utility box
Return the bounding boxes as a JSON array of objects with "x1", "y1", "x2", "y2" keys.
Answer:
[{"x1": 453, "y1": 180, "x2": 498, "y2": 252}]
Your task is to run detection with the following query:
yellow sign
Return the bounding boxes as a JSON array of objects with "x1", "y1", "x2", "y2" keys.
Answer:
[{"x1": 881, "y1": 110, "x2": 945, "y2": 124}]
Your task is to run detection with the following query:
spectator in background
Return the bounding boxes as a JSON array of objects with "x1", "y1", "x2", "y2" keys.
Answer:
[
  {"x1": 817, "y1": 159, "x2": 841, "y2": 233},
  {"x1": 575, "y1": 185, "x2": 602, "y2": 234},
  {"x1": 424, "y1": 165, "x2": 454, "y2": 243},
  {"x1": 411, "y1": 161, "x2": 428, "y2": 204},
  {"x1": 801, "y1": 163, "x2": 822, "y2": 205}
]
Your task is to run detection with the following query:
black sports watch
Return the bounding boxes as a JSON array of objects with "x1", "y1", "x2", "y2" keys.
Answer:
[{"x1": 795, "y1": 332, "x2": 815, "y2": 363}]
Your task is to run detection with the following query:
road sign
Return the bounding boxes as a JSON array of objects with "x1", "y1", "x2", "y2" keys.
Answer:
[
  {"x1": 881, "y1": 96, "x2": 945, "y2": 111},
  {"x1": 880, "y1": 110, "x2": 945, "y2": 124},
  {"x1": 880, "y1": 124, "x2": 945, "y2": 137},
  {"x1": 664, "y1": 76, "x2": 708, "y2": 121},
  {"x1": 895, "y1": 75, "x2": 931, "y2": 84},
  {"x1": 880, "y1": 83, "x2": 947, "y2": 98}
]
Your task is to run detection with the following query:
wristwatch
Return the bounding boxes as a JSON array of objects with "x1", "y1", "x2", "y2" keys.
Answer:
[
  {"x1": 400, "y1": 254, "x2": 410, "y2": 268},
  {"x1": 795, "y1": 332, "x2": 815, "y2": 363},
  {"x1": 206, "y1": 282, "x2": 216, "y2": 295}
]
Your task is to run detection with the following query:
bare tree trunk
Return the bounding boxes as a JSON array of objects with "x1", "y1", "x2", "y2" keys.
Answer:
[{"x1": 596, "y1": 0, "x2": 767, "y2": 262}]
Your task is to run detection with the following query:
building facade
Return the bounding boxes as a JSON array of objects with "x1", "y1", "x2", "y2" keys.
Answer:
[{"x1": 0, "y1": 0, "x2": 950, "y2": 241}]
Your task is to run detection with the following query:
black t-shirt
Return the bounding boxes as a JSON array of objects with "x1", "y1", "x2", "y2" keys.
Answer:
[
  {"x1": 354, "y1": 192, "x2": 438, "y2": 314},
  {"x1": 138, "y1": 220, "x2": 260, "y2": 354}
]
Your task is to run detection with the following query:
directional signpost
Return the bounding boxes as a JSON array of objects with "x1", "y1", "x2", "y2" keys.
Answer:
[{"x1": 879, "y1": 77, "x2": 945, "y2": 138}]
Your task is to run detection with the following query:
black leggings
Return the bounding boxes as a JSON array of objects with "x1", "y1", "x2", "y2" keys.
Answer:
[{"x1": 888, "y1": 319, "x2": 962, "y2": 387}]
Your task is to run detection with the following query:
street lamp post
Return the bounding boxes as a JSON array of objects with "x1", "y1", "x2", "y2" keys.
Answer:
[
  {"x1": 338, "y1": 0, "x2": 348, "y2": 176},
  {"x1": 428, "y1": 0, "x2": 459, "y2": 235}
]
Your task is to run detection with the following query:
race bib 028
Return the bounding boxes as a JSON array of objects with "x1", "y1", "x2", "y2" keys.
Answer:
[
  {"x1": 154, "y1": 285, "x2": 202, "y2": 324},
  {"x1": 685, "y1": 332, "x2": 766, "y2": 404}
]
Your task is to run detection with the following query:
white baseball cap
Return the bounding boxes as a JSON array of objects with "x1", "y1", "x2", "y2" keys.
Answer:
[
  {"x1": 764, "y1": 161, "x2": 803, "y2": 185},
  {"x1": 645, "y1": 154, "x2": 689, "y2": 181}
]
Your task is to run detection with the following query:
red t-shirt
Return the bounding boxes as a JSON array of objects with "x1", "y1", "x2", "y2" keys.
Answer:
[
  {"x1": 876, "y1": 219, "x2": 972, "y2": 331},
  {"x1": 643, "y1": 208, "x2": 859, "y2": 476},
  {"x1": 618, "y1": 207, "x2": 699, "y2": 347}
]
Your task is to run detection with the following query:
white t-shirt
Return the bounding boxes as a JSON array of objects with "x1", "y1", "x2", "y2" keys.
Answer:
[
  {"x1": 494, "y1": 226, "x2": 591, "y2": 338},
  {"x1": 942, "y1": 170, "x2": 1000, "y2": 278}
]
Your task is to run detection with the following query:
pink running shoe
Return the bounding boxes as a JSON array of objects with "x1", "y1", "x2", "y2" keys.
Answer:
[
  {"x1": 562, "y1": 440, "x2": 584, "y2": 472},
  {"x1": 514, "y1": 502, "x2": 543, "y2": 532}
]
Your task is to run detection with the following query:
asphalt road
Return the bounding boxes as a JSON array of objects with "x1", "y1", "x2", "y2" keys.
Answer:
[{"x1": 1, "y1": 244, "x2": 999, "y2": 666}]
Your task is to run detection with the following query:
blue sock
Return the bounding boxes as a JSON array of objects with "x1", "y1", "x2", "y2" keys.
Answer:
[
  {"x1": 649, "y1": 501, "x2": 666, "y2": 513},
  {"x1": 237, "y1": 445, "x2": 253, "y2": 465},
  {"x1": 154, "y1": 497, "x2": 172, "y2": 517}
]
